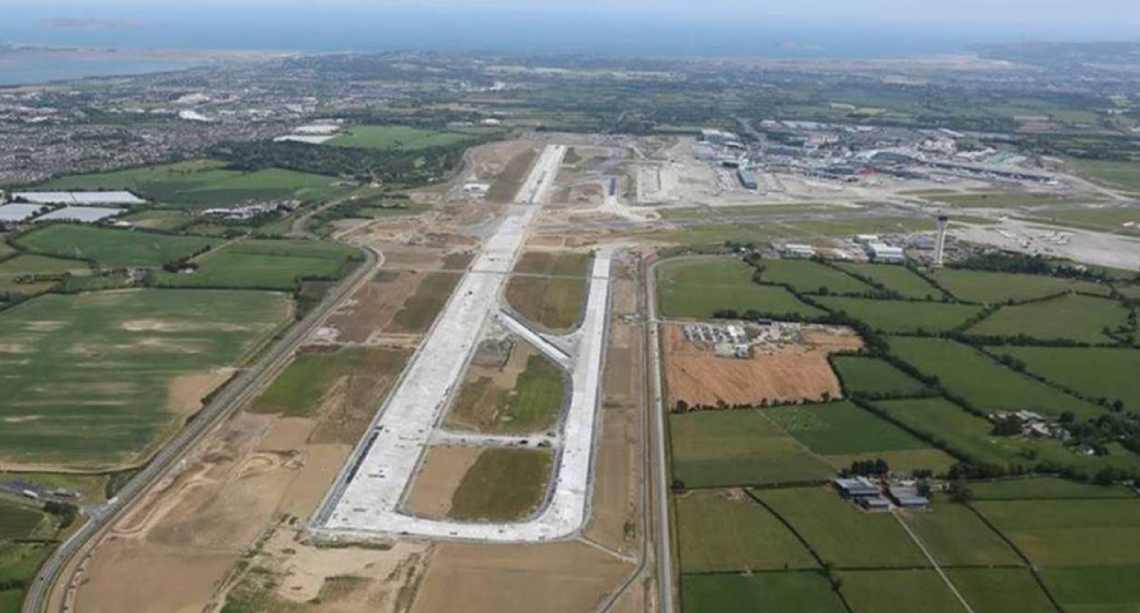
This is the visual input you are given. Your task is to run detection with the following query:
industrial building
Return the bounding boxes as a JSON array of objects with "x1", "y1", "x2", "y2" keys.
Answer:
[
  {"x1": 865, "y1": 241, "x2": 906, "y2": 263},
  {"x1": 834, "y1": 477, "x2": 882, "y2": 498},
  {"x1": 887, "y1": 485, "x2": 931, "y2": 510},
  {"x1": 779, "y1": 243, "x2": 816, "y2": 258}
]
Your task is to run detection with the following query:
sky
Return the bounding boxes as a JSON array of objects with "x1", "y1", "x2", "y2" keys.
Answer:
[{"x1": 1, "y1": 0, "x2": 1138, "y2": 57}]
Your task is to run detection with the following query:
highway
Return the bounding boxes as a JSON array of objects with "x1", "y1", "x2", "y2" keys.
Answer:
[
  {"x1": 644, "y1": 258, "x2": 677, "y2": 613},
  {"x1": 21, "y1": 242, "x2": 383, "y2": 613}
]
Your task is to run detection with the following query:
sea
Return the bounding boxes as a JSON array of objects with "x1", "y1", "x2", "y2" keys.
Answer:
[{"x1": 0, "y1": 6, "x2": 1100, "y2": 86}]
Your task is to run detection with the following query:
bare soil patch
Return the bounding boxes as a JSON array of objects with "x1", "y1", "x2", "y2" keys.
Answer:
[
  {"x1": 325, "y1": 271, "x2": 424, "y2": 343},
  {"x1": 663, "y1": 323, "x2": 862, "y2": 409},
  {"x1": 167, "y1": 368, "x2": 234, "y2": 416},
  {"x1": 404, "y1": 446, "x2": 483, "y2": 519},
  {"x1": 389, "y1": 272, "x2": 461, "y2": 334},
  {"x1": 412, "y1": 541, "x2": 632, "y2": 613}
]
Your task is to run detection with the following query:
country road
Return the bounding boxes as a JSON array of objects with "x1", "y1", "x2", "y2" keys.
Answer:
[{"x1": 22, "y1": 241, "x2": 384, "y2": 613}]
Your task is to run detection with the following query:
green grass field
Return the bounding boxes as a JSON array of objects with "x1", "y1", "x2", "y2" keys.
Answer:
[
  {"x1": 973, "y1": 498, "x2": 1140, "y2": 566},
  {"x1": 1024, "y1": 206, "x2": 1140, "y2": 236},
  {"x1": 17, "y1": 225, "x2": 219, "y2": 268},
  {"x1": 900, "y1": 495, "x2": 1021, "y2": 566},
  {"x1": 37, "y1": 159, "x2": 345, "y2": 207},
  {"x1": 816, "y1": 296, "x2": 983, "y2": 333},
  {"x1": 676, "y1": 490, "x2": 817, "y2": 572},
  {"x1": 754, "y1": 486, "x2": 928, "y2": 568},
  {"x1": 512, "y1": 251, "x2": 591, "y2": 277},
  {"x1": 968, "y1": 477, "x2": 1136, "y2": 500},
  {"x1": 887, "y1": 337, "x2": 1104, "y2": 419},
  {"x1": 929, "y1": 268, "x2": 1111, "y2": 304},
  {"x1": 922, "y1": 191, "x2": 1097, "y2": 208},
  {"x1": 0, "y1": 544, "x2": 52, "y2": 613},
  {"x1": 758, "y1": 259, "x2": 875, "y2": 295},
  {"x1": 967, "y1": 294, "x2": 1130, "y2": 344},
  {"x1": 1041, "y1": 565, "x2": 1140, "y2": 613},
  {"x1": 250, "y1": 347, "x2": 397, "y2": 417},
  {"x1": 153, "y1": 239, "x2": 356, "y2": 291},
  {"x1": 326, "y1": 125, "x2": 473, "y2": 150},
  {"x1": 505, "y1": 275, "x2": 586, "y2": 331},
  {"x1": 834, "y1": 263, "x2": 942, "y2": 299},
  {"x1": 120, "y1": 209, "x2": 192, "y2": 231},
  {"x1": 831, "y1": 356, "x2": 930, "y2": 397},
  {"x1": 990, "y1": 346, "x2": 1140, "y2": 409},
  {"x1": 836, "y1": 570, "x2": 964, "y2": 613},
  {"x1": 656, "y1": 258, "x2": 824, "y2": 320},
  {"x1": 450, "y1": 353, "x2": 566, "y2": 433},
  {"x1": 0, "y1": 289, "x2": 290, "y2": 470},
  {"x1": 0, "y1": 255, "x2": 91, "y2": 297},
  {"x1": 669, "y1": 410, "x2": 835, "y2": 488},
  {"x1": 767, "y1": 401, "x2": 931, "y2": 456},
  {"x1": 822, "y1": 449, "x2": 958, "y2": 476},
  {"x1": 448, "y1": 448, "x2": 552, "y2": 521},
  {"x1": 1070, "y1": 159, "x2": 1140, "y2": 194},
  {"x1": 681, "y1": 572, "x2": 847, "y2": 613},
  {"x1": 872, "y1": 397, "x2": 1140, "y2": 476}
]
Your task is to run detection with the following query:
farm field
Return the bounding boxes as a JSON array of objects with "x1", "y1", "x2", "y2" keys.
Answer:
[
  {"x1": 662, "y1": 324, "x2": 857, "y2": 409},
  {"x1": 0, "y1": 288, "x2": 291, "y2": 470},
  {"x1": 887, "y1": 336, "x2": 1105, "y2": 419},
  {"x1": 834, "y1": 262, "x2": 942, "y2": 299},
  {"x1": 326, "y1": 125, "x2": 473, "y2": 150},
  {"x1": 972, "y1": 498, "x2": 1140, "y2": 566},
  {"x1": 0, "y1": 255, "x2": 90, "y2": 296},
  {"x1": 656, "y1": 257, "x2": 824, "y2": 319},
  {"x1": 967, "y1": 294, "x2": 1131, "y2": 343},
  {"x1": 946, "y1": 568, "x2": 1060, "y2": 613},
  {"x1": 831, "y1": 356, "x2": 929, "y2": 397},
  {"x1": 929, "y1": 268, "x2": 1111, "y2": 304},
  {"x1": 680, "y1": 572, "x2": 847, "y2": 613},
  {"x1": 767, "y1": 401, "x2": 931, "y2": 456},
  {"x1": 153, "y1": 239, "x2": 356, "y2": 291},
  {"x1": 753, "y1": 486, "x2": 928, "y2": 568},
  {"x1": 815, "y1": 296, "x2": 983, "y2": 333},
  {"x1": 37, "y1": 159, "x2": 346, "y2": 207},
  {"x1": 0, "y1": 500, "x2": 48, "y2": 540},
  {"x1": 990, "y1": 346, "x2": 1140, "y2": 407},
  {"x1": 669, "y1": 410, "x2": 834, "y2": 488},
  {"x1": 757, "y1": 259, "x2": 874, "y2": 295},
  {"x1": 675, "y1": 489, "x2": 816, "y2": 572},
  {"x1": 899, "y1": 495, "x2": 1021, "y2": 566},
  {"x1": 448, "y1": 448, "x2": 553, "y2": 521},
  {"x1": 1040, "y1": 564, "x2": 1140, "y2": 613},
  {"x1": 835, "y1": 570, "x2": 963, "y2": 613},
  {"x1": 968, "y1": 476, "x2": 1136, "y2": 500},
  {"x1": 505, "y1": 275, "x2": 586, "y2": 331},
  {"x1": 16, "y1": 225, "x2": 219, "y2": 268}
]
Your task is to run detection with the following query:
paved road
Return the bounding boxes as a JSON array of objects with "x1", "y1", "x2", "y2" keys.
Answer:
[
  {"x1": 22, "y1": 244, "x2": 382, "y2": 613},
  {"x1": 645, "y1": 258, "x2": 677, "y2": 613}
]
